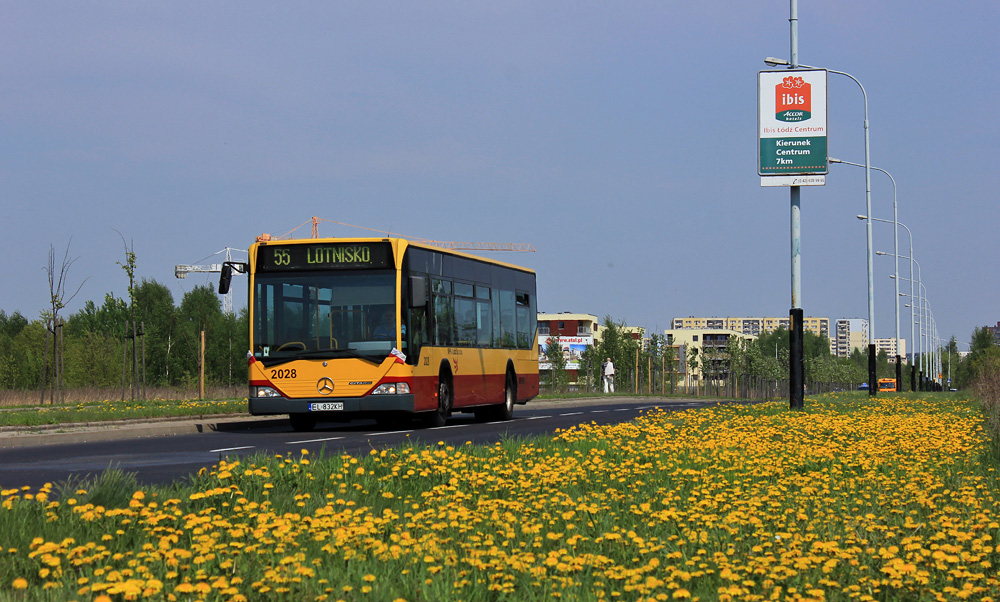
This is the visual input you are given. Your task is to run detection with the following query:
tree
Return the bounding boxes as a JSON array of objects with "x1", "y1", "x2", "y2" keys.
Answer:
[
  {"x1": 176, "y1": 286, "x2": 224, "y2": 387},
  {"x1": 2, "y1": 322, "x2": 47, "y2": 390},
  {"x1": 647, "y1": 334, "x2": 677, "y2": 394},
  {"x1": 42, "y1": 241, "x2": 87, "y2": 404},
  {"x1": 116, "y1": 232, "x2": 141, "y2": 400},
  {"x1": 134, "y1": 279, "x2": 177, "y2": 386},
  {"x1": 66, "y1": 294, "x2": 129, "y2": 338},
  {"x1": 687, "y1": 345, "x2": 702, "y2": 395},
  {"x1": 595, "y1": 316, "x2": 640, "y2": 394},
  {"x1": 65, "y1": 293, "x2": 128, "y2": 390},
  {"x1": 543, "y1": 335, "x2": 569, "y2": 393},
  {"x1": 0, "y1": 310, "x2": 28, "y2": 340},
  {"x1": 580, "y1": 343, "x2": 602, "y2": 393},
  {"x1": 960, "y1": 326, "x2": 1000, "y2": 388}
]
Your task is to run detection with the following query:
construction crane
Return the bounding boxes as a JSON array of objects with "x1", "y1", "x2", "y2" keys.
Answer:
[
  {"x1": 174, "y1": 247, "x2": 247, "y2": 314},
  {"x1": 257, "y1": 217, "x2": 535, "y2": 252}
]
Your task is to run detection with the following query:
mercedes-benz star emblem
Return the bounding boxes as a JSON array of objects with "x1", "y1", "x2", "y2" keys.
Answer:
[{"x1": 317, "y1": 377, "x2": 335, "y2": 395}]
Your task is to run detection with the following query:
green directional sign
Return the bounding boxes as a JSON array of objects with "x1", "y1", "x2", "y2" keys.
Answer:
[
  {"x1": 759, "y1": 135, "x2": 828, "y2": 174},
  {"x1": 758, "y1": 70, "x2": 828, "y2": 177}
]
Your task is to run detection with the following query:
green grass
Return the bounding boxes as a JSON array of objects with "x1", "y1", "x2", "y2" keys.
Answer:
[{"x1": 0, "y1": 397, "x2": 246, "y2": 427}]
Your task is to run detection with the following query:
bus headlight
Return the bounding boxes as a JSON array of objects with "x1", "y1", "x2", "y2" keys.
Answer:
[
  {"x1": 371, "y1": 383, "x2": 410, "y2": 395},
  {"x1": 254, "y1": 386, "x2": 282, "y2": 398}
]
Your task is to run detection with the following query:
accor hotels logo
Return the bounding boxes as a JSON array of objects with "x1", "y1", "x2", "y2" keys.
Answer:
[{"x1": 775, "y1": 76, "x2": 811, "y2": 122}]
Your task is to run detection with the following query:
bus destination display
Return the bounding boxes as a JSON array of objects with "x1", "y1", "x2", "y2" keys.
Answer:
[{"x1": 257, "y1": 242, "x2": 392, "y2": 272}]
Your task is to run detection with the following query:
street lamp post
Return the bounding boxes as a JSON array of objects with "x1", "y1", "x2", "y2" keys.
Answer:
[
  {"x1": 765, "y1": 57, "x2": 878, "y2": 396},
  {"x1": 897, "y1": 267, "x2": 928, "y2": 389},
  {"x1": 862, "y1": 215, "x2": 918, "y2": 392},
  {"x1": 925, "y1": 300, "x2": 938, "y2": 389},
  {"x1": 839, "y1": 160, "x2": 901, "y2": 391}
]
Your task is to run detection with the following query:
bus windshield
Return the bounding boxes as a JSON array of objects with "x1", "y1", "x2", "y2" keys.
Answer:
[{"x1": 253, "y1": 270, "x2": 396, "y2": 362}]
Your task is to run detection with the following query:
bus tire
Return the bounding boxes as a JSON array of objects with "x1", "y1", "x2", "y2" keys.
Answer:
[
  {"x1": 495, "y1": 370, "x2": 516, "y2": 421},
  {"x1": 289, "y1": 413, "x2": 317, "y2": 432},
  {"x1": 426, "y1": 371, "x2": 452, "y2": 428}
]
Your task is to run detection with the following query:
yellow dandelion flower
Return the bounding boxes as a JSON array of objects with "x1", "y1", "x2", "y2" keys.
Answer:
[{"x1": 12, "y1": 578, "x2": 28, "y2": 590}]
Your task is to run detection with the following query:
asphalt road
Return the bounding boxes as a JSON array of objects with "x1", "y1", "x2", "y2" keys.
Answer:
[{"x1": 0, "y1": 397, "x2": 730, "y2": 492}]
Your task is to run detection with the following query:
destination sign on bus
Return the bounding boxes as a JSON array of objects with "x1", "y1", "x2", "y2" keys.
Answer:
[{"x1": 257, "y1": 242, "x2": 393, "y2": 271}]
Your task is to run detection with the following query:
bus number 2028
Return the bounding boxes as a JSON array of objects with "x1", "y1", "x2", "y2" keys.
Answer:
[{"x1": 270, "y1": 369, "x2": 297, "y2": 379}]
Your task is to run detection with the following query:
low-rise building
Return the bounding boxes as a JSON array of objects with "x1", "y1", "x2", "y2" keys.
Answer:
[
  {"x1": 537, "y1": 313, "x2": 598, "y2": 386},
  {"x1": 664, "y1": 328, "x2": 756, "y2": 389}
]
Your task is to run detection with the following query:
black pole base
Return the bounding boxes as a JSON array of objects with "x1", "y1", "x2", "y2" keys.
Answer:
[
  {"x1": 789, "y1": 308, "x2": 804, "y2": 409},
  {"x1": 868, "y1": 343, "x2": 877, "y2": 397}
]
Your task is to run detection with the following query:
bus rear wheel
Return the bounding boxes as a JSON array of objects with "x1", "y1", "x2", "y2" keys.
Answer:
[
  {"x1": 496, "y1": 371, "x2": 516, "y2": 421},
  {"x1": 478, "y1": 371, "x2": 515, "y2": 422}
]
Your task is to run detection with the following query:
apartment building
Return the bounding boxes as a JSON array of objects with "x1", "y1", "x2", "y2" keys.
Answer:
[
  {"x1": 987, "y1": 321, "x2": 1000, "y2": 346},
  {"x1": 833, "y1": 318, "x2": 869, "y2": 358},
  {"x1": 874, "y1": 338, "x2": 908, "y2": 363},
  {"x1": 670, "y1": 316, "x2": 830, "y2": 339}
]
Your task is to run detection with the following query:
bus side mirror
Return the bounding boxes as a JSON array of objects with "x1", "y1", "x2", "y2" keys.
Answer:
[
  {"x1": 409, "y1": 276, "x2": 427, "y2": 308},
  {"x1": 218, "y1": 264, "x2": 233, "y2": 295}
]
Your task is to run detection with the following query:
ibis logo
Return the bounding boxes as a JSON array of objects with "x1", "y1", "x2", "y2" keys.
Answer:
[{"x1": 775, "y1": 76, "x2": 811, "y2": 122}]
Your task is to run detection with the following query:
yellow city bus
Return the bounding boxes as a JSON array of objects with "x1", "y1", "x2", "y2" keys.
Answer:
[
  {"x1": 878, "y1": 378, "x2": 897, "y2": 393},
  {"x1": 219, "y1": 237, "x2": 539, "y2": 431}
]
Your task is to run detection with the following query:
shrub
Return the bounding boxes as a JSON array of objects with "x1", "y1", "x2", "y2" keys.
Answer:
[{"x1": 971, "y1": 350, "x2": 1000, "y2": 463}]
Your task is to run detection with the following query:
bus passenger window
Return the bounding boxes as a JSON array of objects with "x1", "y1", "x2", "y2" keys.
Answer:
[{"x1": 498, "y1": 290, "x2": 515, "y2": 348}]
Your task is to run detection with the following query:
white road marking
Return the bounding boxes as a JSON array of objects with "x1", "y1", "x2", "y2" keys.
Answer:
[
  {"x1": 209, "y1": 446, "x2": 255, "y2": 453},
  {"x1": 286, "y1": 436, "x2": 346, "y2": 444}
]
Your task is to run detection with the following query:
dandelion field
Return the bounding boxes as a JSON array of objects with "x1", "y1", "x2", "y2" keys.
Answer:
[{"x1": 2, "y1": 393, "x2": 998, "y2": 601}]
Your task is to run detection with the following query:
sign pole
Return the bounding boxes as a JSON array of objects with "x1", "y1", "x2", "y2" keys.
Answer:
[
  {"x1": 760, "y1": 1, "x2": 827, "y2": 409},
  {"x1": 788, "y1": 0, "x2": 804, "y2": 410}
]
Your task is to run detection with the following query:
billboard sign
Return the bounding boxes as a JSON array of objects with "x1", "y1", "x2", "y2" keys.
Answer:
[
  {"x1": 758, "y1": 69, "x2": 828, "y2": 179},
  {"x1": 538, "y1": 336, "x2": 593, "y2": 371}
]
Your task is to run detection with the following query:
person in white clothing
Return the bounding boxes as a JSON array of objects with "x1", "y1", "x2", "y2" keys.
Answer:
[{"x1": 603, "y1": 357, "x2": 615, "y2": 393}]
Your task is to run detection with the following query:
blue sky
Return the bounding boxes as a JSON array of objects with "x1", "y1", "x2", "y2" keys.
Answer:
[{"x1": 2, "y1": 2, "x2": 997, "y2": 351}]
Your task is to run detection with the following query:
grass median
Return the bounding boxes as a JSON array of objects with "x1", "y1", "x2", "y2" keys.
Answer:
[
  {"x1": 1, "y1": 391, "x2": 998, "y2": 601},
  {"x1": 0, "y1": 397, "x2": 247, "y2": 428}
]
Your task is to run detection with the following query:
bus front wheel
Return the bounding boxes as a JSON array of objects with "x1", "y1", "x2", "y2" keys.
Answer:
[{"x1": 426, "y1": 373, "x2": 452, "y2": 428}]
